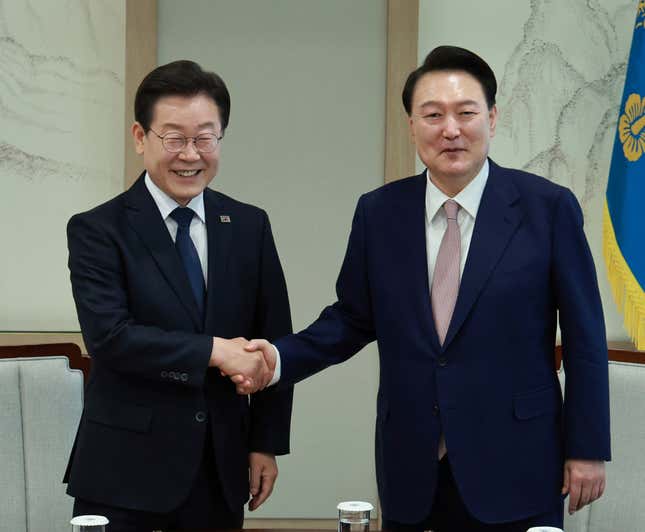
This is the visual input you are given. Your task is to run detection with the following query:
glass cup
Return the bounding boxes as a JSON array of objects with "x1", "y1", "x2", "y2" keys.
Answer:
[
  {"x1": 70, "y1": 515, "x2": 109, "y2": 532},
  {"x1": 337, "y1": 501, "x2": 373, "y2": 532}
]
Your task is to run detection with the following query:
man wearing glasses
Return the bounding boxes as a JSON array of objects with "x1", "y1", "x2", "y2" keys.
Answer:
[{"x1": 64, "y1": 60, "x2": 293, "y2": 531}]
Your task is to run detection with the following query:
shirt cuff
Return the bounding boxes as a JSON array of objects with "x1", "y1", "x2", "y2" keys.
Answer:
[{"x1": 269, "y1": 343, "x2": 281, "y2": 386}]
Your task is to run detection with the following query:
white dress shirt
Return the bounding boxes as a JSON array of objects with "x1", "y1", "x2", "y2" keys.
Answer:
[
  {"x1": 270, "y1": 161, "x2": 490, "y2": 386},
  {"x1": 425, "y1": 159, "x2": 489, "y2": 288},
  {"x1": 144, "y1": 173, "x2": 208, "y2": 284}
]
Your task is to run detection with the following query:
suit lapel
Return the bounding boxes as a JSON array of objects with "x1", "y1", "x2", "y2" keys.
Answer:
[
  {"x1": 124, "y1": 174, "x2": 203, "y2": 329},
  {"x1": 442, "y1": 161, "x2": 522, "y2": 349},
  {"x1": 395, "y1": 173, "x2": 443, "y2": 354},
  {"x1": 203, "y1": 189, "x2": 233, "y2": 332}
]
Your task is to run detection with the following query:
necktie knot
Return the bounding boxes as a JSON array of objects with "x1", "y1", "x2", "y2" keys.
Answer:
[
  {"x1": 170, "y1": 207, "x2": 195, "y2": 229},
  {"x1": 443, "y1": 199, "x2": 459, "y2": 220}
]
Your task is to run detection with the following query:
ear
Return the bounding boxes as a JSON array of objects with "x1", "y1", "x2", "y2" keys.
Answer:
[
  {"x1": 408, "y1": 115, "x2": 416, "y2": 143},
  {"x1": 488, "y1": 105, "x2": 498, "y2": 138},
  {"x1": 132, "y1": 122, "x2": 146, "y2": 155}
]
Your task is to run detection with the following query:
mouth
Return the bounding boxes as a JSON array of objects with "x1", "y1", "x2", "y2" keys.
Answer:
[
  {"x1": 173, "y1": 170, "x2": 202, "y2": 177},
  {"x1": 441, "y1": 148, "x2": 466, "y2": 154}
]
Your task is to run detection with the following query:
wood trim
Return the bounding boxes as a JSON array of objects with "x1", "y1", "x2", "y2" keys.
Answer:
[
  {"x1": 124, "y1": 0, "x2": 158, "y2": 189},
  {"x1": 606, "y1": 345, "x2": 645, "y2": 363},
  {"x1": 0, "y1": 342, "x2": 90, "y2": 382},
  {"x1": 384, "y1": 0, "x2": 418, "y2": 183},
  {"x1": 0, "y1": 332, "x2": 87, "y2": 354},
  {"x1": 555, "y1": 341, "x2": 643, "y2": 370}
]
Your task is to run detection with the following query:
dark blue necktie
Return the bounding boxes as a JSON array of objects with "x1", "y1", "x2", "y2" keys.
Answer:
[{"x1": 170, "y1": 207, "x2": 205, "y2": 317}]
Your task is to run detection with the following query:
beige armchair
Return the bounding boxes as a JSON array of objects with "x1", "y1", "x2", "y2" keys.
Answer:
[
  {"x1": 0, "y1": 344, "x2": 88, "y2": 532},
  {"x1": 560, "y1": 345, "x2": 645, "y2": 532}
]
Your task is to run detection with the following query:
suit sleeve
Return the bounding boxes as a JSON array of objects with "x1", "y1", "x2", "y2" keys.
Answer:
[
  {"x1": 67, "y1": 213, "x2": 212, "y2": 388},
  {"x1": 553, "y1": 188, "x2": 611, "y2": 461},
  {"x1": 275, "y1": 195, "x2": 376, "y2": 385},
  {"x1": 248, "y1": 211, "x2": 294, "y2": 455}
]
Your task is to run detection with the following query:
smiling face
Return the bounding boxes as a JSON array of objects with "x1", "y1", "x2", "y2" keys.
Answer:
[
  {"x1": 408, "y1": 70, "x2": 497, "y2": 195},
  {"x1": 132, "y1": 93, "x2": 222, "y2": 205}
]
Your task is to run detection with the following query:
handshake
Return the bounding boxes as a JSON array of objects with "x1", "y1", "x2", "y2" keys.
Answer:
[{"x1": 210, "y1": 337, "x2": 276, "y2": 394}]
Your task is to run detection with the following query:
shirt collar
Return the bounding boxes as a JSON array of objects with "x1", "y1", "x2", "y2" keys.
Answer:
[
  {"x1": 425, "y1": 159, "x2": 489, "y2": 222},
  {"x1": 144, "y1": 172, "x2": 206, "y2": 223}
]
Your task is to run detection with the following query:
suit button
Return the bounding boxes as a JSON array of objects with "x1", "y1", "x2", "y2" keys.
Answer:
[
  {"x1": 433, "y1": 405, "x2": 440, "y2": 415},
  {"x1": 195, "y1": 411, "x2": 207, "y2": 423},
  {"x1": 169, "y1": 371, "x2": 176, "y2": 379},
  {"x1": 180, "y1": 373, "x2": 188, "y2": 382},
  {"x1": 438, "y1": 357, "x2": 448, "y2": 367},
  {"x1": 161, "y1": 371, "x2": 168, "y2": 378}
]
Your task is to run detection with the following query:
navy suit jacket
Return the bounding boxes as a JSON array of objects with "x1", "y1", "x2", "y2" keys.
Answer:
[
  {"x1": 64, "y1": 174, "x2": 293, "y2": 513},
  {"x1": 275, "y1": 160, "x2": 610, "y2": 524}
]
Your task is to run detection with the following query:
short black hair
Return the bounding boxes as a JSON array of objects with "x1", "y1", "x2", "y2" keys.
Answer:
[
  {"x1": 402, "y1": 46, "x2": 497, "y2": 114},
  {"x1": 134, "y1": 60, "x2": 231, "y2": 132}
]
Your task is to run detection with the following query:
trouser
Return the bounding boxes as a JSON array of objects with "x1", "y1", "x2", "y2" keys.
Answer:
[
  {"x1": 73, "y1": 431, "x2": 243, "y2": 532},
  {"x1": 382, "y1": 457, "x2": 563, "y2": 532}
]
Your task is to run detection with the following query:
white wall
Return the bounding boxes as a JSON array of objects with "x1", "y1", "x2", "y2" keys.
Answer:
[
  {"x1": 418, "y1": 0, "x2": 636, "y2": 342},
  {"x1": 1, "y1": 1, "x2": 125, "y2": 330},
  {"x1": 159, "y1": 0, "x2": 386, "y2": 518}
]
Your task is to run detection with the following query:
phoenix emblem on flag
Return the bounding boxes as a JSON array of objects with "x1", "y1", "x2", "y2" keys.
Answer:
[
  {"x1": 637, "y1": 1, "x2": 645, "y2": 29},
  {"x1": 618, "y1": 93, "x2": 645, "y2": 161}
]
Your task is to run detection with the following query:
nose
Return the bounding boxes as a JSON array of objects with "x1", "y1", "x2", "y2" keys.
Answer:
[
  {"x1": 442, "y1": 115, "x2": 460, "y2": 139},
  {"x1": 178, "y1": 140, "x2": 201, "y2": 160}
]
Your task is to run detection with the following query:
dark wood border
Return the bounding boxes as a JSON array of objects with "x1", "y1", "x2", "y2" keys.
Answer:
[
  {"x1": 0, "y1": 333, "x2": 86, "y2": 353},
  {"x1": 555, "y1": 342, "x2": 644, "y2": 370},
  {"x1": 0, "y1": 343, "x2": 90, "y2": 382}
]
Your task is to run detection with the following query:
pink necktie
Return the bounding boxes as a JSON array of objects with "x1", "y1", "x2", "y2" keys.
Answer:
[
  {"x1": 431, "y1": 199, "x2": 461, "y2": 346},
  {"x1": 432, "y1": 200, "x2": 460, "y2": 460}
]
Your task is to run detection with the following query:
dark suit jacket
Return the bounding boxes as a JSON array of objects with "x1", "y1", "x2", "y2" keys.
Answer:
[
  {"x1": 275, "y1": 159, "x2": 610, "y2": 524},
  {"x1": 64, "y1": 174, "x2": 293, "y2": 513}
]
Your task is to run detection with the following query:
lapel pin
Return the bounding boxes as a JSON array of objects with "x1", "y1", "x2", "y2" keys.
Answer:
[{"x1": 220, "y1": 215, "x2": 231, "y2": 223}]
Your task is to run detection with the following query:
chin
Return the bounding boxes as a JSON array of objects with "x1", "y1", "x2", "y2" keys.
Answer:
[
  {"x1": 436, "y1": 164, "x2": 468, "y2": 177},
  {"x1": 171, "y1": 186, "x2": 203, "y2": 204}
]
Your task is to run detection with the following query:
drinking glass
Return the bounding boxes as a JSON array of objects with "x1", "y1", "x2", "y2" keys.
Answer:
[
  {"x1": 70, "y1": 515, "x2": 109, "y2": 532},
  {"x1": 337, "y1": 501, "x2": 373, "y2": 532}
]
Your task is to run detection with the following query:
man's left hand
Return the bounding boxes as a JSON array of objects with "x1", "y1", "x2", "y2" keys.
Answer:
[
  {"x1": 562, "y1": 459, "x2": 606, "y2": 514},
  {"x1": 248, "y1": 452, "x2": 278, "y2": 511}
]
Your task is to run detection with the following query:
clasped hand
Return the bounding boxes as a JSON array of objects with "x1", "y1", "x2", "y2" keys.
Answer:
[{"x1": 210, "y1": 337, "x2": 276, "y2": 394}]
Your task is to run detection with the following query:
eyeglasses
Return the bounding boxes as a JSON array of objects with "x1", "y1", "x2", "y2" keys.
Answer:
[{"x1": 149, "y1": 128, "x2": 223, "y2": 153}]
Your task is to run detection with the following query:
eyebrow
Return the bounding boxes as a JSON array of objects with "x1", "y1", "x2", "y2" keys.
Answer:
[
  {"x1": 160, "y1": 122, "x2": 218, "y2": 130},
  {"x1": 418, "y1": 99, "x2": 481, "y2": 109}
]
